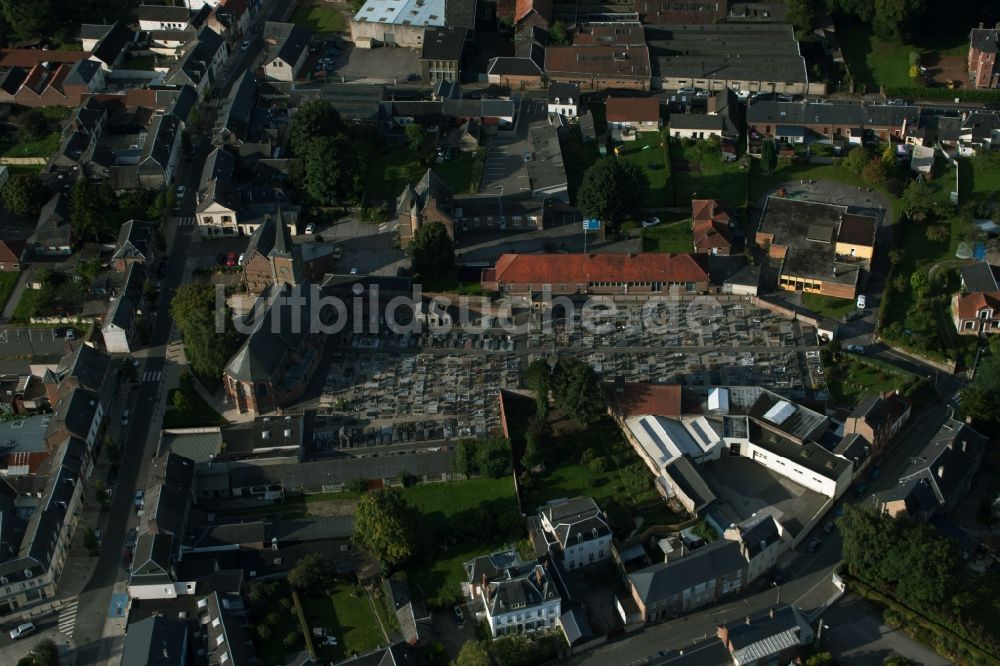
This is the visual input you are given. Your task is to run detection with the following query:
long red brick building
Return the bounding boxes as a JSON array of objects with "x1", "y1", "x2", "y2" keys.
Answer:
[{"x1": 481, "y1": 252, "x2": 710, "y2": 295}]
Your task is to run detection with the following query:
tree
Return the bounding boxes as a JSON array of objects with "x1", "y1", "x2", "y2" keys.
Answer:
[
  {"x1": 405, "y1": 123, "x2": 429, "y2": 155},
  {"x1": 888, "y1": 249, "x2": 903, "y2": 265},
  {"x1": 1, "y1": 0, "x2": 57, "y2": 39},
  {"x1": 522, "y1": 432, "x2": 544, "y2": 469},
  {"x1": 1, "y1": 172, "x2": 48, "y2": 216},
  {"x1": 525, "y1": 358, "x2": 551, "y2": 416},
  {"x1": 172, "y1": 387, "x2": 191, "y2": 413},
  {"x1": 805, "y1": 653, "x2": 833, "y2": 666},
  {"x1": 861, "y1": 158, "x2": 889, "y2": 187},
  {"x1": 925, "y1": 225, "x2": 949, "y2": 242},
  {"x1": 287, "y1": 553, "x2": 329, "y2": 590},
  {"x1": 843, "y1": 146, "x2": 871, "y2": 174},
  {"x1": 577, "y1": 158, "x2": 649, "y2": 233},
  {"x1": 900, "y1": 179, "x2": 935, "y2": 222},
  {"x1": 289, "y1": 99, "x2": 347, "y2": 157},
  {"x1": 873, "y1": 0, "x2": 926, "y2": 44},
  {"x1": 409, "y1": 221, "x2": 455, "y2": 278},
  {"x1": 70, "y1": 179, "x2": 118, "y2": 241},
  {"x1": 17, "y1": 108, "x2": 48, "y2": 139},
  {"x1": 302, "y1": 134, "x2": 363, "y2": 205},
  {"x1": 170, "y1": 283, "x2": 243, "y2": 387},
  {"x1": 550, "y1": 358, "x2": 605, "y2": 425},
  {"x1": 453, "y1": 640, "x2": 491, "y2": 666},
  {"x1": 548, "y1": 20, "x2": 569, "y2": 45},
  {"x1": 760, "y1": 138, "x2": 778, "y2": 175},
  {"x1": 787, "y1": 0, "x2": 820, "y2": 39},
  {"x1": 960, "y1": 338, "x2": 1000, "y2": 425},
  {"x1": 827, "y1": 0, "x2": 874, "y2": 21},
  {"x1": 353, "y1": 488, "x2": 418, "y2": 567}
]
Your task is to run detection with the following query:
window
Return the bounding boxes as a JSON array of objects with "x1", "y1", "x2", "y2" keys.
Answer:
[{"x1": 204, "y1": 216, "x2": 213, "y2": 224}]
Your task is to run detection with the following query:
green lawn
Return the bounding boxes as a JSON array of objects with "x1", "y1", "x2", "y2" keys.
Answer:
[
  {"x1": 364, "y1": 149, "x2": 479, "y2": 201},
  {"x1": 802, "y1": 292, "x2": 858, "y2": 320},
  {"x1": 0, "y1": 131, "x2": 61, "y2": 158},
  {"x1": 825, "y1": 356, "x2": 903, "y2": 406},
  {"x1": 669, "y1": 138, "x2": 746, "y2": 207},
  {"x1": 12, "y1": 288, "x2": 40, "y2": 323},
  {"x1": 303, "y1": 583, "x2": 383, "y2": 662},
  {"x1": 641, "y1": 218, "x2": 693, "y2": 253},
  {"x1": 618, "y1": 132, "x2": 670, "y2": 208},
  {"x1": 404, "y1": 478, "x2": 521, "y2": 608},
  {"x1": 291, "y1": 5, "x2": 347, "y2": 33},
  {"x1": 253, "y1": 602, "x2": 300, "y2": 666},
  {"x1": 163, "y1": 387, "x2": 227, "y2": 428},
  {"x1": 431, "y1": 151, "x2": 482, "y2": 195},
  {"x1": 0, "y1": 273, "x2": 19, "y2": 314},
  {"x1": 418, "y1": 271, "x2": 484, "y2": 294},
  {"x1": 837, "y1": 21, "x2": 915, "y2": 91}
]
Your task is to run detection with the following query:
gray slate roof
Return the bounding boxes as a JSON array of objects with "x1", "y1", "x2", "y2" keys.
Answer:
[
  {"x1": 629, "y1": 539, "x2": 747, "y2": 604},
  {"x1": 961, "y1": 262, "x2": 1000, "y2": 293}
]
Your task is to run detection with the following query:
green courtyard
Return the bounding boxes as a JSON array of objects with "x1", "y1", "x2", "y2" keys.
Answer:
[
  {"x1": 617, "y1": 132, "x2": 671, "y2": 208},
  {"x1": 364, "y1": 148, "x2": 482, "y2": 201},
  {"x1": 291, "y1": 4, "x2": 347, "y2": 33},
  {"x1": 668, "y1": 137, "x2": 746, "y2": 207}
]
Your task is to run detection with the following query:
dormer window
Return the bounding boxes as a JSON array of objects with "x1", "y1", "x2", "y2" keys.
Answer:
[{"x1": 980, "y1": 310, "x2": 992, "y2": 319}]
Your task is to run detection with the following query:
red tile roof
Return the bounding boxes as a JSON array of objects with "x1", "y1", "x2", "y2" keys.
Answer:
[
  {"x1": 490, "y1": 252, "x2": 709, "y2": 284},
  {"x1": 544, "y1": 45, "x2": 651, "y2": 79},
  {"x1": 691, "y1": 199, "x2": 733, "y2": 252},
  {"x1": 691, "y1": 198, "x2": 730, "y2": 223},
  {"x1": 610, "y1": 383, "x2": 681, "y2": 417},
  {"x1": 0, "y1": 240, "x2": 26, "y2": 264},
  {"x1": 606, "y1": 96, "x2": 659, "y2": 123},
  {"x1": 514, "y1": 0, "x2": 552, "y2": 24},
  {"x1": 0, "y1": 49, "x2": 87, "y2": 68},
  {"x1": 956, "y1": 291, "x2": 1000, "y2": 320}
]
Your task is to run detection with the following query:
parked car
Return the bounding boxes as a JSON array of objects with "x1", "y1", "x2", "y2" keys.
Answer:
[
  {"x1": 241, "y1": 40, "x2": 251, "y2": 51},
  {"x1": 226, "y1": 252, "x2": 238, "y2": 267},
  {"x1": 134, "y1": 489, "x2": 144, "y2": 509},
  {"x1": 94, "y1": 528, "x2": 103, "y2": 544},
  {"x1": 846, "y1": 344, "x2": 865, "y2": 353},
  {"x1": 9, "y1": 622, "x2": 36, "y2": 640},
  {"x1": 677, "y1": 86, "x2": 696, "y2": 94},
  {"x1": 453, "y1": 605, "x2": 465, "y2": 625},
  {"x1": 54, "y1": 325, "x2": 73, "y2": 338},
  {"x1": 823, "y1": 521, "x2": 835, "y2": 534},
  {"x1": 856, "y1": 294, "x2": 867, "y2": 310},
  {"x1": 735, "y1": 90, "x2": 751, "y2": 101},
  {"x1": 120, "y1": 410, "x2": 130, "y2": 426},
  {"x1": 868, "y1": 466, "x2": 881, "y2": 481},
  {"x1": 122, "y1": 548, "x2": 133, "y2": 570},
  {"x1": 216, "y1": 252, "x2": 227, "y2": 266},
  {"x1": 175, "y1": 185, "x2": 186, "y2": 198},
  {"x1": 695, "y1": 89, "x2": 712, "y2": 98},
  {"x1": 106, "y1": 467, "x2": 118, "y2": 487},
  {"x1": 807, "y1": 538, "x2": 823, "y2": 553},
  {"x1": 841, "y1": 310, "x2": 863, "y2": 323},
  {"x1": 350, "y1": 267, "x2": 358, "y2": 275},
  {"x1": 305, "y1": 223, "x2": 316, "y2": 234},
  {"x1": 126, "y1": 528, "x2": 138, "y2": 549},
  {"x1": 641, "y1": 217, "x2": 661, "y2": 228}
]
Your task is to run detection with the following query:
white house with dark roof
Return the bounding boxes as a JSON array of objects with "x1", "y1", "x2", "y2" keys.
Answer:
[
  {"x1": 724, "y1": 513, "x2": 786, "y2": 583},
  {"x1": 538, "y1": 497, "x2": 612, "y2": 569},
  {"x1": 465, "y1": 550, "x2": 562, "y2": 637},
  {"x1": 263, "y1": 22, "x2": 312, "y2": 82}
]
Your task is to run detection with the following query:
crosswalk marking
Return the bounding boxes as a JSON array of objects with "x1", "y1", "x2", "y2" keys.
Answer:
[
  {"x1": 174, "y1": 217, "x2": 196, "y2": 227},
  {"x1": 58, "y1": 599, "x2": 78, "y2": 637},
  {"x1": 143, "y1": 370, "x2": 163, "y2": 383}
]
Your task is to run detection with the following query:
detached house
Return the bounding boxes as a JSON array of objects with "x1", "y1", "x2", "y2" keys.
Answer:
[
  {"x1": 691, "y1": 199, "x2": 735, "y2": 256},
  {"x1": 547, "y1": 82, "x2": 579, "y2": 118},
  {"x1": 606, "y1": 96, "x2": 661, "y2": 137},
  {"x1": 953, "y1": 291, "x2": 1000, "y2": 335},
  {"x1": 969, "y1": 25, "x2": 1000, "y2": 89},
  {"x1": 0, "y1": 240, "x2": 25, "y2": 272},
  {"x1": 537, "y1": 497, "x2": 612, "y2": 570},
  {"x1": 465, "y1": 550, "x2": 562, "y2": 637}
]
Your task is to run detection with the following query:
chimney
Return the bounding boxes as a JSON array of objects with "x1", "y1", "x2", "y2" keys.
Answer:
[
  {"x1": 961, "y1": 439, "x2": 967, "y2": 452},
  {"x1": 716, "y1": 624, "x2": 729, "y2": 646},
  {"x1": 769, "y1": 607, "x2": 775, "y2": 619}
]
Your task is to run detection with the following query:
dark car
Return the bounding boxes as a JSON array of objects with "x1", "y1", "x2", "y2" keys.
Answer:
[
  {"x1": 868, "y1": 466, "x2": 881, "y2": 481},
  {"x1": 54, "y1": 326, "x2": 73, "y2": 338},
  {"x1": 122, "y1": 548, "x2": 133, "y2": 570},
  {"x1": 216, "y1": 253, "x2": 227, "y2": 266},
  {"x1": 126, "y1": 528, "x2": 138, "y2": 549},
  {"x1": 807, "y1": 538, "x2": 823, "y2": 553},
  {"x1": 106, "y1": 466, "x2": 118, "y2": 487}
]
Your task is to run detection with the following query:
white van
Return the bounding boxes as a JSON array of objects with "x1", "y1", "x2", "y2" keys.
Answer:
[{"x1": 10, "y1": 621, "x2": 36, "y2": 640}]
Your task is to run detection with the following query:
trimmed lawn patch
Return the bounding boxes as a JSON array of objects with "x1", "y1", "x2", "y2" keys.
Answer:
[
  {"x1": 11, "y1": 288, "x2": 40, "y2": 323},
  {"x1": 618, "y1": 132, "x2": 670, "y2": 207},
  {"x1": 291, "y1": 5, "x2": 347, "y2": 32},
  {"x1": 0, "y1": 131, "x2": 61, "y2": 158},
  {"x1": 837, "y1": 20, "x2": 914, "y2": 92},
  {"x1": 641, "y1": 218, "x2": 693, "y2": 253},
  {"x1": 825, "y1": 355, "x2": 903, "y2": 406},
  {"x1": 802, "y1": 292, "x2": 858, "y2": 320},
  {"x1": 0, "y1": 273, "x2": 19, "y2": 313},
  {"x1": 302, "y1": 583, "x2": 383, "y2": 662},
  {"x1": 364, "y1": 148, "x2": 480, "y2": 201},
  {"x1": 432, "y1": 151, "x2": 481, "y2": 194},
  {"x1": 418, "y1": 271, "x2": 483, "y2": 294},
  {"x1": 669, "y1": 138, "x2": 746, "y2": 207},
  {"x1": 164, "y1": 387, "x2": 226, "y2": 428}
]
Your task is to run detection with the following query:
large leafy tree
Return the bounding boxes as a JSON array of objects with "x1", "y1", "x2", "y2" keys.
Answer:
[
  {"x1": 900, "y1": 179, "x2": 935, "y2": 222},
  {"x1": 550, "y1": 358, "x2": 605, "y2": 425},
  {"x1": 760, "y1": 138, "x2": 777, "y2": 175},
  {"x1": 1, "y1": 172, "x2": 48, "y2": 216},
  {"x1": 525, "y1": 359, "x2": 551, "y2": 417},
  {"x1": 786, "y1": 0, "x2": 821, "y2": 39},
  {"x1": 872, "y1": 0, "x2": 926, "y2": 43},
  {"x1": 170, "y1": 283, "x2": 243, "y2": 387},
  {"x1": 454, "y1": 641, "x2": 491, "y2": 666},
  {"x1": 302, "y1": 134, "x2": 364, "y2": 205},
  {"x1": 289, "y1": 99, "x2": 347, "y2": 157},
  {"x1": 960, "y1": 338, "x2": 1000, "y2": 425},
  {"x1": 842, "y1": 146, "x2": 871, "y2": 174},
  {"x1": 70, "y1": 179, "x2": 118, "y2": 241},
  {"x1": 287, "y1": 553, "x2": 329, "y2": 590},
  {"x1": 352, "y1": 488, "x2": 418, "y2": 568},
  {"x1": 409, "y1": 221, "x2": 455, "y2": 278},
  {"x1": 577, "y1": 158, "x2": 649, "y2": 233},
  {"x1": 1, "y1": 0, "x2": 57, "y2": 40}
]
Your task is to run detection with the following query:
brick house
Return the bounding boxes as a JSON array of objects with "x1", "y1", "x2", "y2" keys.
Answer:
[
  {"x1": 241, "y1": 213, "x2": 302, "y2": 295},
  {"x1": 0, "y1": 240, "x2": 25, "y2": 272},
  {"x1": 691, "y1": 199, "x2": 734, "y2": 256},
  {"x1": 397, "y1": 169, "x2": 456, "y2": 247},
  {"x1": 969, "y1": 26, "x2": 1000, "y2": 89},
  {"x1": 952, "y1": 291, "x2": 1000, "y2": 335},
  {"x1": 606, "y1": 96, "x2": 661, "y2": 135},
  {"x1": 842, "y1": 391, "x2": 911, "y2": 456},
  {"x1": 111, "y1": 220, "x2": 157, "y2": 272},
  {"x1": 482, "y1": 252, "x2": 710, "y2": 296}
]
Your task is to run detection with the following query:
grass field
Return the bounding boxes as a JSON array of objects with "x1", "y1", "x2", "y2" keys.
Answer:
[
  {"x1": 364, "y1": 149, "x2": 480, "y2": 200},
  {"x1": 0, "y1": 131, "x2": 60, "y2": 158},
  {"x1": 669, "y1": 138, "x2": 746, "y2": 206},
  {"x1": 641, "y1": 218, "x2": 693, "y2": 253},
  {"x1": 618, "y1": 132, "x2": 670, "y2": 208},
  {"x1": 837, "y1": 21, "x2": 915, "y2": 91},
  {"x1": 0, "y1": 273, "x2": 19, "y2": 314},
  {"x1": 291, "y1": 5, "x2": 347, "y2": 33},
  {"x1": 303, "y1": 584, "x2": 383, "y2": 662},
  {"x1": 802, "y1": 293, "x2": 858, "y2": 320},
  {"x1": 431, "y1": 151, "x2": 481, "y2": 194},
  {"x1": 12, "y1": 289, "x2": 40, "y2": 323},
  {"x1": 163, "y1": 387, "x2": 226, "y2": 428},
  {"x1": 825, "y1": 355, "x2": 903, "y2": 406}
]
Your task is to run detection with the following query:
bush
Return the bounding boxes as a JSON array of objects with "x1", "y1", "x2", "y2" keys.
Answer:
[{"x1": 883, "y1": 86, "x2": 1000, "y2": 103}]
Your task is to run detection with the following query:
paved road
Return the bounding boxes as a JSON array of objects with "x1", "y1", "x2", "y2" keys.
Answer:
[
  {"x1": 822, "y1": 594, "x2": 951, "y2": 665},
  {"x1": 0, "y1": 326, "x2": 79, "y2": 358}
]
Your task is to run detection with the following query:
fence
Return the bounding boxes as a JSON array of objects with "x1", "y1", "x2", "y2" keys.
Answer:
[{"x1": 0, "y1": 157, "x2": 46, "y2": 165}]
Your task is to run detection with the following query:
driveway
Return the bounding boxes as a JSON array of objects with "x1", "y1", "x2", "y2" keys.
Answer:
[{"x1": 821, "y1": 595, "x2": 950, "y2": 666}]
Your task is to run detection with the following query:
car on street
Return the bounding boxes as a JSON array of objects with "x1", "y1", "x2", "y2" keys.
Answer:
[
  {"x1": 735, "y1": 90, "x2": 751, "y2": 101},
  {"x1": 106, "y1": 467, "x2": 118, "y2": 487},
  {"x1": 126, "y1": 528, "x2": 138, "y2": 549},
  {"x1": 226, "y1": 252, "x2": 238, "y2": 267},
  {"x1": 241, "y1": 40, "x2": 251, "y2": 50},
  {"x1": 54, "y1": 325, "x2": 74, "y2": 338},
  {"x1": 677, "y1": 86, "x2": 696, "y2": 94},
  {"x1": 134, "y1": 489, "x2": 144, "y2": 509},
  {"x1": 846, "y1": 344, "x2": 865, "y2": 353},
  {"x1": 350, "y1": 267, "x2": 358, "y2": 275},
  {"x1": 841, "y1": 310, "x2": 863, "y2": 323},
  {"x1": 868, "y1": 466, "x2": 881, "y2": 481},
  {"x1": 9, "y1": 622, "x2": 36, "y2": 640},
  {"x1": 120, "y1": 410, "x2": 130, "y2": 426},
  {"x1": 807, "y1": 537, "x2": 823, "y2": 553},
  {"x1": 695, "y1": 89, "x2": 711, "y2": 97},
  {"x1": 823, "y1": 521, "x2": 835, "y2": 534},
  {"x1": 856, "y1": 294, "x2": 867, "y2": 310},
  {"x1": 641, "y1": 217, "x2": 661, "y2": 228},
  {"x1": 305, "y1": 223, "x2": 316, "y2": 234},
  {"x1": 453, "y1": 605, "x2": 465, "y2": 626},
  {"x1": 216, "y1": 252, "x2": 227, "y2": 266},
  {"x1": 94, "y1": 528, "x2": 103, "y2": 544},
  {"x1": 175, "y1": 185, "x2": 186, "y2": 198},
  {"x1": 122, "y1": 548, "x2": 133, "y2": 570}
]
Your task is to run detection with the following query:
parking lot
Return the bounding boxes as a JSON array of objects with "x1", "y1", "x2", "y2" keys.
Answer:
[
  {"x1": 325, "y1": 43, "x2": 421, "y2": 84},
  {"x1": 478, "y1": 97, "x2": 547, "y2": 195}
]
